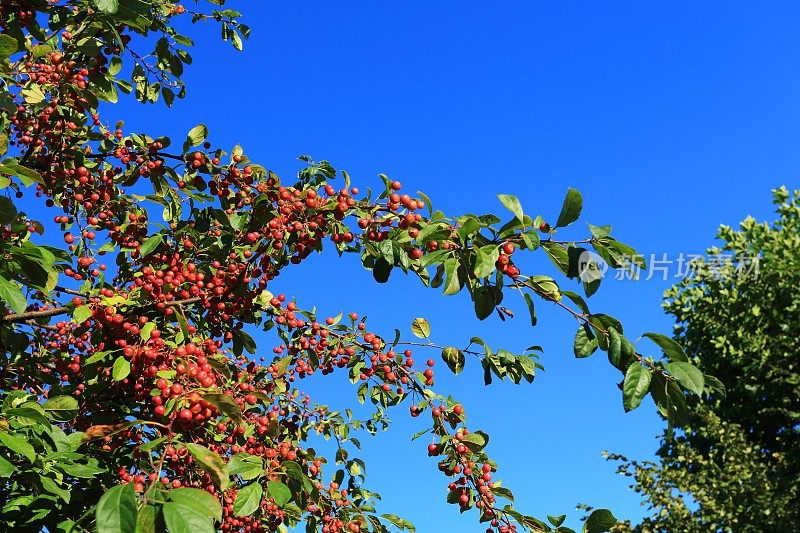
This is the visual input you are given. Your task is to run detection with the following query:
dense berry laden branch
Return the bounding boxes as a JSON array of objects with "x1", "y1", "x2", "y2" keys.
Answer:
[
  {"x1": 0, "y1": 2, "x2": 722, "y2": 533},
  {"x1": 263, "y1": 307, "x2": 539, "y2": 532}
]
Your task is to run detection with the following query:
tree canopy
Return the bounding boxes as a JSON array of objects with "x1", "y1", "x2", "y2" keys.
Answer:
[{"x1": 610, "y1": 186, "x2": 800, "y2": 532}]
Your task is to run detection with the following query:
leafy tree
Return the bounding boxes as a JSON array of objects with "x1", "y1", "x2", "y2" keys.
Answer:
[
  {"x1": 608, "y1": 187, "x2": 800, "y2": 532},
  {"x1": 0, "y1": 2, "x2": 709, "y2": 532}
]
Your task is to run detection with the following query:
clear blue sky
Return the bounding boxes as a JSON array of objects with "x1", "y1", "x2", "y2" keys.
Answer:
[{"x1": 108, "y1": 1, "x2": 800, "y2": 530}]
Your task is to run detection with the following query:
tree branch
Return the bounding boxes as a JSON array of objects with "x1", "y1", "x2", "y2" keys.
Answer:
[{"x1": 1, "y1": 297, "x2": 202, "y2": 325}]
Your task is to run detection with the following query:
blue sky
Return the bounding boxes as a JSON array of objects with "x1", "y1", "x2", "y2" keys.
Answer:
[{"x1": 105, "y1": 1, "x2": 800, "y2": 530}]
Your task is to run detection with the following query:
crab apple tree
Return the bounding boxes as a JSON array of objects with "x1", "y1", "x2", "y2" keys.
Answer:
[{"x1": 0, "y1": 2, "x2": 717, "y2": 533}]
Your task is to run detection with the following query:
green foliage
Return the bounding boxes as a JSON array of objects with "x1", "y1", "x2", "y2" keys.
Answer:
[
  {"x1": 441, "y1": 347, "x2": 465, "y2": 375},
  {"x1": 96, "y1": 483, "x2": 138, "y2": 533},
  {"x1": 608, "y1": 410, "x2": 799, "y2": 533},
  {"x1": 622, "y1": 364, "x2": 651, "y2": 412},
  {"x1": 233, "y1": 481, "x2": 263, "y2": 517},
  {"x1": 0, "y1": 1, "x2": 707, "y2": 532},
  {"x1": 609, "y1": 187, "x2": 800, "y2": 532},
  {"x1": 555, "y1": 188, "x2": 582, "y2": 228},
  {"x1": 583, "y1": 509, "x2": 618, "y2": 533}
]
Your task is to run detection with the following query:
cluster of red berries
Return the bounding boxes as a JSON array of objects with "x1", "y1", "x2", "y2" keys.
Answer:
[{"x1": 496, "y1": 241, "x2": 520, "y2": 278}]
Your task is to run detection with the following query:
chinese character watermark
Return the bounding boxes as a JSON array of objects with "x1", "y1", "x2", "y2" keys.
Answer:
[{"x1": 584, "y1": 253, "x2": 761, "y2": 282}]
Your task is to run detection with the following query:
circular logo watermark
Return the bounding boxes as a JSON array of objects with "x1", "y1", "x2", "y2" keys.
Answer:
[{"x1": 577, "y1": 250, "x2": 608, "y2": 283}]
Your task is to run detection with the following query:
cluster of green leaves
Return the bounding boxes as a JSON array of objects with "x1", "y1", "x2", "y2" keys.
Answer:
[
  {"x1": 356, "y1": 181, "x2": 715, "y2": 421},
  {"x1": 0, "y1": 390, "x2": 105, "y2": 530},
  {"x1": 607, "y1": 409, "x2": 799, "y2": 533},
  {"x1": 96, "y1": 481, "x2": 222, "y2": 533},
  {"x1": 608, "y1": 187, "x2": 800, "y2": 532},
  {"x1": 87, "y1": 0, "x2": 247, "y2": 106}
]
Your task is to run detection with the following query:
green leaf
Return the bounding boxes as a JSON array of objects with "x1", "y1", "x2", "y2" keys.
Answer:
[
  {"x1": 112, "y1": 356, "x2": 131, "y2": 381},
  {"x1": 186, "y1": 124, "x2": 208, "y2": 147},
  {"x1": 441, "y1": 347, "x2": 465, "y2": 375},
  {"x1": 0, "y1": 195, "x2": 17, "y2": 224},
  {"x1": 233, "y1": 481, "x2": 263, "y2": 516},
  {"x1": 162, "y1": 502, "x2": 214, "y2": 533},
  {"x1": 138, "y1": 234, "x2": 162, "y2": 257},
  {"x1": 649, "y1": 373, "x2": 691, "y2": 426},
  {"x1": 43, "y1": 395, "x2": 79, "y2": 421},
  {"x1": 356, "y1": 382, "x2": 368, "y2": 404},
  {"x1": 73, "y1": 305, "x2": 92, "y2": 324},
  {"x1": 664, "y1": 361, "x2": 705, "y2": 396},
  {"x1": 84, "y1": 350, "x2": 112, "y2": 367},
  {"x1": 282, "y1": 460, "x2": 305, "y2": 485},
  {"x1": 622, "y1": 363, "x2": 652, "y2": 411},
  {"x1": 108, "y1": 56, "x2": 123, "y2": 76},
  {"x1": 473, "y1": 245, "x2": 499, "y2": 278},
  {"x1": 583, "y1": 508, "x2": 617, "y2": 533},
  {"x1": 40, "y1": 473, "x2": 70, "y2": 501},
  {"x1": 0, "y1": 431, "x2": 36, "y2": 462},
  {"x1": 232, "y1": 30, "x2": 245, "y2": 50},
  {"x1": 100, "y1": 73, "x2": 122, "y2": 101},
  {"x1": 548, "y1": 514, "x2": 566, "y2": 527},
  {"x1": 562, "y1": 290, "x2": 590, "y2": 314},
  {"x1": 443, "y1": 257, "x2": 460, "y2": 295},
  {"x1": 411, "y1": 317, "x2": 431, "y2": 339},
  {"x1": 0, "y1": 35, "x2": 17, "y2": 59},
  {"x1": 93, "y1": 0, "x2": 120, "y2": 14},
  {"x1": 417, "y1": 190, "x2": 433, "y2": 214},
  {"x1": 267, "y1": 480, "x2": 292, "y2": 507},
  {"x1": 542, "y1": 242, "x2": 569, "y2": 275},
  {"x1": 587, "y1": 223, "x2": 612, "y2": 239},
  {"x1": 472, "y1": 285, "x2": 497, "y2": 321},
  {"x1": 45, "y1": 269, "x2": 58, "y2": 292},
  {"x1": 372, "y1": 257, "x2": 393, "y2": 283},
  {"x1": 135, "y1": 504, "x2": 157, "y2": 533},
  {"x1": 523, "y1": 292, "x2": 537, "y2": 326},
  {"x1": 555, "y1": 188, "x2": 583, "y2": 228},
  {"x1": 0, "y1": 161, "x2": 42, "y2": 186},
  {"x1": 0, "y1": 454, "x2": 15, "y2": 477},
  {"x1": 382, "y1": 513, "x2": 416, "y2": 533},
  {"x1": 0, "y1": 275, "x2": 26, "y2": 314},
  {"x1": 520, "y1": 229, "x2": 540, "y2": 250},
  {"x1": 641, "y1": 332, "x2": 688, "y2": 362},
  {"x1": 606, "y1": 327, "x2": 633, "y2": 370},
  {"x1": 183, "y1": 443, "x2": 229, "y2": 491},
  {"x1": 6, "y1": 404, "x2": 49, "y2": 426},
  {"x1": 169, "y1": 488, "x2": 222, "y2": 522},
  {"x1": 491, "y1": 486, "x2": 515, "y2": 503},
  {"x1": 461, "y1": 431, "x2": 489, "y2": 452},
  {"x1": 227, "y1": 453, "x2": 264, "y2": 480},
  {"x1": 175, "y1": 311, "x2": 190, "y2": 342},
  {"x1": 232, "y1": 329, "x2": 256, "y2": 355},
  {"x1": 204, "y1": 393, "x2": 243, "y2": 422},
  {"x1": 497, "y1": 194, "x2": 524, "y2": 222},
  {"x1": 574, "y1": 324, "x2": 598, "y2": 358},
  {"x1": 703, "y1": 374, "x2": 726, "y2": 397},
  {"x1": 139, "y1": 322, "x2": 156, "y2": 341},
  {"x1": 57, "y1": 462, "x2": 106, "y2": 478},
  {"x1": 96, "y1": 483, "x2": 137, "y2": 533}
]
